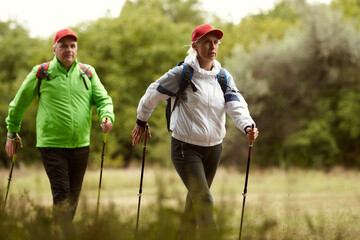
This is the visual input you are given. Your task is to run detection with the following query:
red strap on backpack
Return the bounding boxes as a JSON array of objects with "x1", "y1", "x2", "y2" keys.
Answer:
[
  {"x1": 36, "y1": 62, "x2": 51, "y2": 98},
  {"x1": 78, "y1": 63, "x2": 93, "y2": 90},
  {"x1": 36, "y1": 62, "x2": 50, "y2": 79},
  {"x1": 78, "y1": 63, "x2": 93, "y2": 79}
]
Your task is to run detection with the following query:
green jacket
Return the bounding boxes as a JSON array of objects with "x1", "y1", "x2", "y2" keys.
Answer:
[{"x1": 6, "y1": 56, "x2": 115, "y2": 148}]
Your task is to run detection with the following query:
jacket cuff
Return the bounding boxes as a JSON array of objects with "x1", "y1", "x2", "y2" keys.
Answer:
[
  {"x1": 7, "y1": 132, "x2": 17, "y2": 139},
  {"x1": 7, "y1": 132, "x2": 18, "y2": 140},
  {"x1": 244, "y1": 125, "x2": 251, "y2": 134},
  {"x1": 136, "y1": 119, "x2": 147, "y2": 129}
]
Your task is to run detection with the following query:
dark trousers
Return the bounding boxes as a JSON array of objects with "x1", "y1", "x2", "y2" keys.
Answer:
[
  {"x1": 38, "y1": 147, "x2": 89, "y2": 223},
  {"x1": 171, "y1": 137, "x2": 222, "y2": 239}
]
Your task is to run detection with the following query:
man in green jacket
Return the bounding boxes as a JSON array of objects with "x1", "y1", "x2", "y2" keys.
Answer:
[{"x1": 5, "y1": 28, "x2": 114, "y2": 227}]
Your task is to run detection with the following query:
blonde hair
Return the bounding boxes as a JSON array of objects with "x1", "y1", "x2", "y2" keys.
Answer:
[
  {"x1": 186, "y1": 40, "x2": 198, "y2": 56},
  {"x1": 187, "y1": 45, "x2": 197, "y2": 56}
]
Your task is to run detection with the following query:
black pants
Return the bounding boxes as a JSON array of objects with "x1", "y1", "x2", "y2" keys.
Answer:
[
  {"x1": 39, "y1": 147, "x2": 89, "y2": 223},
  {"x1": 171, "y1": 137, "x2": 222, "y2": 238}
]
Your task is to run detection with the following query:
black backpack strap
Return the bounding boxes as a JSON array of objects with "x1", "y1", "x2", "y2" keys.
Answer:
[
  {"x1": 172, "y1": 62, "x2": 195, "y2": 112},
  {"x1": 36, "y1": 62, "x2": 51, "y2": 98},
  {"x1": 78, "y1": 62, "x2": 93, "y2": 90},
  {"x1": 178, "y1": 62, "x2": 196, "y2": 92},
  {"x1": 166, "y1": 62, "x2": 195, "y2": 132},
  {"x1": 217, "y1": 68, "x2": 228, "y2": 94}
]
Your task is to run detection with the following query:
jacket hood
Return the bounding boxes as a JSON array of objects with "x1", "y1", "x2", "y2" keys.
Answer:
[{"x1": 184, "y1": 55, "x2": 221, "y2": 76}]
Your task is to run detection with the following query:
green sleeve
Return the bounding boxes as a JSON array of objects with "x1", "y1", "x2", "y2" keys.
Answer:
[
  {"x1": 6, "y1": 67, "x2": 38, "y2": 133},
  {"x1": 90, "y1": 67, "x2": 115, "y2": 124}
]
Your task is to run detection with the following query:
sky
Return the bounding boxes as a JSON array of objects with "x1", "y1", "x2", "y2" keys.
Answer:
[{"x1": 0, "y1": 0, "x2": 331, "y2": 38}]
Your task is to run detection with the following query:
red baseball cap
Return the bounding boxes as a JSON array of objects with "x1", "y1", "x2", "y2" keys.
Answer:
[
  {"x1": 191, "y1": 24, "x2": 223, "y2": 42},
  {"x1": 54, "y1": 28, "x2": 77, "y2": 44}
]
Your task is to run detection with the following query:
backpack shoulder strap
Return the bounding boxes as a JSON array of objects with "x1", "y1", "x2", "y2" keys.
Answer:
[
  {"x1": 78, "y1": 62, "x2": 93, "y2": 90},
  {"x1": 178, "y1": 62, "x2": 195, "y2": 92},
  {"x1": 217, "y1": 68, "x2": 228, "y2": 94},
  {"x1": 165, "y1": 61, "x2": 195, "y2": 132},
  {"x1": 36, "y1": 62, "x2": 51, "y2": 80},
  {"x1": 36, "y1": 61, "x2": 51, "y2": 98},
  {"x1": 172, "y1": 62, "x2": 196, "y2": 111},
  {"x1": 78, "y1": 62, "x2": 93, "y2": 79}
]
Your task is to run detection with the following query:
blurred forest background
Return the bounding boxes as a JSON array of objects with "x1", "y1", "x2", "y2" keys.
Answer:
[{"x1": 1, "y1": 0, "x2": 359, "y2": 170}]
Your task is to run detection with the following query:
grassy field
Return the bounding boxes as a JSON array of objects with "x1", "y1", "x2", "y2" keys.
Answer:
[{"x1": 0, "y1": 166, "x2": 359, "y2": 239}]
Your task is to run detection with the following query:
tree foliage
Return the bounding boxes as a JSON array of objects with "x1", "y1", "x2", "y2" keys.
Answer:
[
  {"x1": 225, "y1": 2, "x2": 360, "y2": 168},
  {"x1": 0, "y1": 21, "x2": 50, "y2": 167},
  {"x1": 1, "y1": 0, "x2": 360, "y2": 169},
  {"x1": 75, "y1": 0, "x2": 205, "y2": 167}
]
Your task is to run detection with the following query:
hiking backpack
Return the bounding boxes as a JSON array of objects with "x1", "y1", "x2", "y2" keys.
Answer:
[
  {"x1": 166, "y1": 61, "x2": 228, "y2": 132},
  {"x1": 36, "y1": 62, "x2": 93, "y2": 98}
]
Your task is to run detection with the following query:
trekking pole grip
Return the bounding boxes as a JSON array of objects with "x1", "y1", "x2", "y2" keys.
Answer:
[
  {"x1": 13, "y1": 141, "x2": 19, "y2": 163},
  {"x1": 249, "y1": 123, "x2": 255, "y2": 147},
  {"x1": 143, "y1": 124, "x2": 149, "y2": 147}
]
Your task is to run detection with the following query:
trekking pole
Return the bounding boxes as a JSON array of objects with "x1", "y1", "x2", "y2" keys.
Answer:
[
  {"x1": 4, "y1": 140, "x2": 19, "y2": 210},
  {"x1": 239, "y1": 123, "x2": 255, "y2": 240},
  {"x1": 95, "y1": 117, "x2": 108, "y2": 220},
  {"x1": 136, "y1": 124, "x2": 149, "y2": 233}
]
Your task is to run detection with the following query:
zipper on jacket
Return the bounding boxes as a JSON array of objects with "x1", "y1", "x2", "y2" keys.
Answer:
[
  {"x1": 66, "y1": 73, "x2": 75, "y2": 143},
  {"x1": 181, "y1": 142, "x2": 184, "y2": 158}
]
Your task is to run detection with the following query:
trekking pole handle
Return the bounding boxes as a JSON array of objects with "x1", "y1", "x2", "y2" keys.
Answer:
[
  {"x1": 12, "y1": 141, "x2": 19, "y2": 164},
  {"x1": 102, "y1": 117, "x2": 109, "y2": 142},
  {"x1": 143, "y1": 124, "x2": 149, "y2": 147},
  {"x1": 101, "y1": 116, "x2": 110, "y2": 130},
  {"x1": 249, "y1": 123, "x2": 255, "y2": 147}
]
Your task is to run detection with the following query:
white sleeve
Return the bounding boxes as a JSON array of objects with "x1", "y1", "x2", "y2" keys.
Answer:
[
  {"x1": 136, "y1": 81, "x2": 168, "y2": 122},
  {"x1": 224, "y1": 71, "x2": 255, "y2": 133},
  {"x1": 136, "y1": 66, "x2": 183, "y2": 122}
]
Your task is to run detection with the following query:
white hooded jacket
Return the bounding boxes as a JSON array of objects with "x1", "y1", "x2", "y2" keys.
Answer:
[{"x1": 137, "y1": 55, "x2": 255, "y2": 147}]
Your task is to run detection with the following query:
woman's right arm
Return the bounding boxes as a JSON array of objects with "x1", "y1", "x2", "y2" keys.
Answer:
[
  {"x1": 136, "y1": 66, "x2": 183, "y2": 125},
  {"x1": 132, "y1": 66, "x2": 182, "y2": 145}
]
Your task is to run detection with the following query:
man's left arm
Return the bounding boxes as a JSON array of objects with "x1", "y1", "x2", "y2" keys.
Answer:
[{"x1": 89, "y1": 67, "x2": 115, "y2": 130}]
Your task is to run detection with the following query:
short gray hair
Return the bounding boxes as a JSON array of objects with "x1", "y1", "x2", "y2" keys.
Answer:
[{"x1": 53, "y1": 41, "x2": 78, "y2": 49}]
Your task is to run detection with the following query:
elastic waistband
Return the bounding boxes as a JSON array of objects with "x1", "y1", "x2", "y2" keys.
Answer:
[{"x1": 171, "y1": 133, "x2": 223, "y2": 147}]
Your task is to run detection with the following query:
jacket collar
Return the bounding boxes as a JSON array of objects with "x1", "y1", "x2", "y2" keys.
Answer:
[
  {"x1": 53, "y1": 56, "x2": 79, "y2": 73},
  {"x1": 184, "y1": 55, "x2": 221, "y2": 76}
]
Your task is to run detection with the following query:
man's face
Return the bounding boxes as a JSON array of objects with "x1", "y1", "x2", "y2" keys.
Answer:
[{"x1": 53, "y1": 36, "x2": 77, "y2": 70}]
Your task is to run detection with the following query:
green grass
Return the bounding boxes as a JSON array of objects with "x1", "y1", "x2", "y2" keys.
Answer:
[{"x1": 1, "y1": 166, "x2": 359, "y2": 239}]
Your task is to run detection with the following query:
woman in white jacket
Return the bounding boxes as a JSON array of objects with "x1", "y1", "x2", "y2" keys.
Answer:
[{"x1": 132, "y1": 24, "x2": 259, "y2": 238}]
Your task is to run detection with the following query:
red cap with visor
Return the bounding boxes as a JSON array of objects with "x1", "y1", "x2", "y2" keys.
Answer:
[
  {"x1": 54, "y1": 28, "x2": 77, "y2": 44},
  {"x1": 191, "y1": 24, "x2": 223, "y2": 42}
]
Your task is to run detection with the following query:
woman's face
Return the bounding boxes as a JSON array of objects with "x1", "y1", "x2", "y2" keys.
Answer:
[{"x1": 193, "y1": 33, "x2": 220, "y2": 63}]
